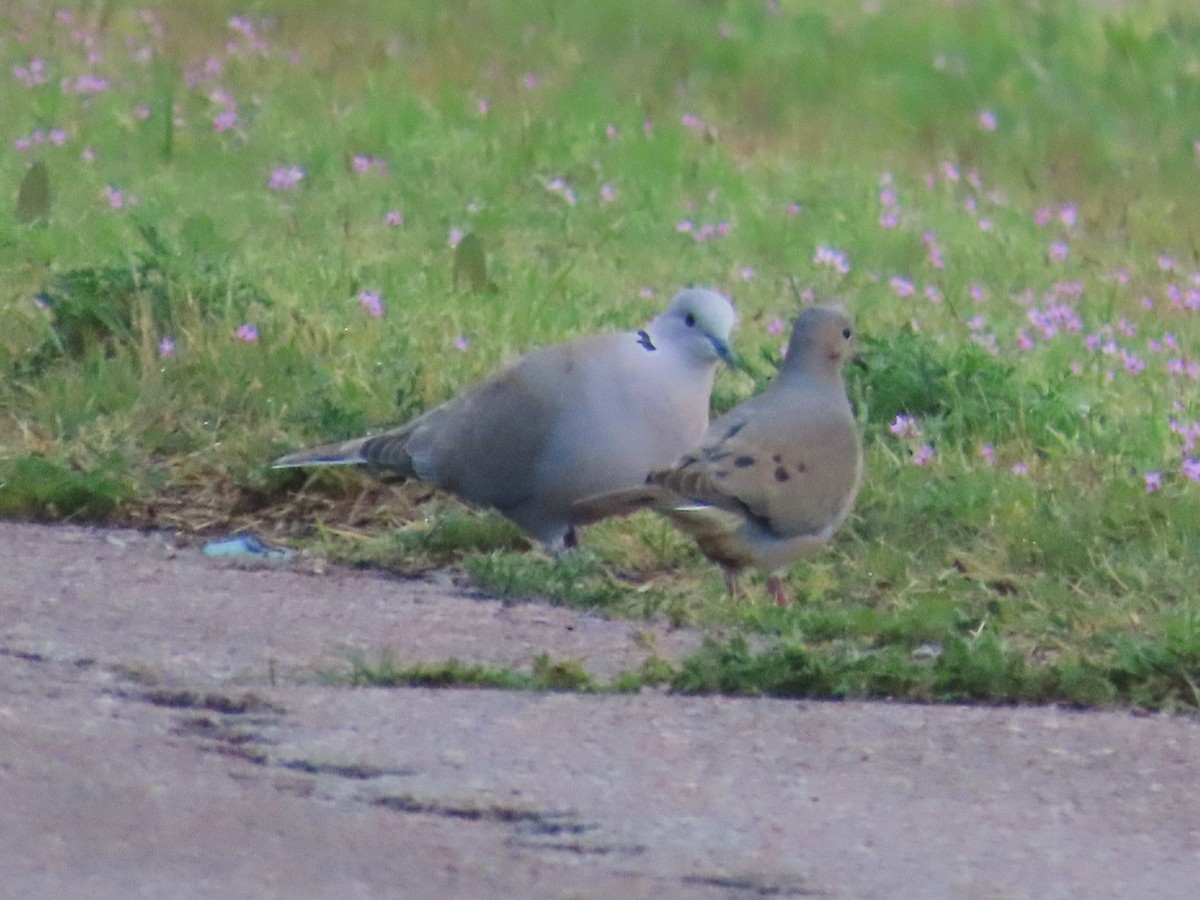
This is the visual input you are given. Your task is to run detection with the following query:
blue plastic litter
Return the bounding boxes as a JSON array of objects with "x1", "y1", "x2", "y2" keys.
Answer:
[{"x1": 202, "y1": 534, "x2": 294, "y2": 562}]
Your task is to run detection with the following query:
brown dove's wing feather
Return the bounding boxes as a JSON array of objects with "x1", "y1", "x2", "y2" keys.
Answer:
[{"x1": 651, "y1": 385, "x2": 859, "y2": 539}]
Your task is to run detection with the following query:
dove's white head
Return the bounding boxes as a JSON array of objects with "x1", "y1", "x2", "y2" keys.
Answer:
[
  {"x1": 648, "y1": 287, "x2": 739, "y2": 367},
  {"x1": 782, "y1": 305, "x2": 858, "y2": 381}
]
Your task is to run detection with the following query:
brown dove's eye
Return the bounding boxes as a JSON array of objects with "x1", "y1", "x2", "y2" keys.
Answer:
[{"x1": 842, "y1": 328, "x2": 852, "y2": 339}]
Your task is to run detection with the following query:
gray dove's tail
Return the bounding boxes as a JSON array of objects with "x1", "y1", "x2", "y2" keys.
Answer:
[
  {"x1": 570, "y1": 485, "x2": 666, "y2": 525},
  {"x1": 272, "y1": 437, "x2": 371, "y2": 469}
]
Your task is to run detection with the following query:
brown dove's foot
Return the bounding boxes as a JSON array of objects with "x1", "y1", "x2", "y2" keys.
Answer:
[{"x1": 767, "y1": 575, "x2": 789, "y2": 607}]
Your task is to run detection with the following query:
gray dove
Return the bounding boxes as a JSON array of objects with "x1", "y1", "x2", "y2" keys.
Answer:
[
  {"x1": 572, "y1": 305, "x2": 861, "y2": 605},
  {"x1": 273, "y1": 288, "x2": 738, "y2": 549}
]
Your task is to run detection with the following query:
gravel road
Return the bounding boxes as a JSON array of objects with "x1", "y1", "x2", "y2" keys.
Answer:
[{"x1": 2, "y1": 521, "x2": 1198, "y2": 899}]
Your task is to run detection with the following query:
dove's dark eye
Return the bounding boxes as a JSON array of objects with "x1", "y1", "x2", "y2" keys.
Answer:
[
  {"x1": 685, "y1": 313, "x2": 696, "y2": 327},
  {"x1": 842, "y1": 328, "x2": 852, "y2": 339}
]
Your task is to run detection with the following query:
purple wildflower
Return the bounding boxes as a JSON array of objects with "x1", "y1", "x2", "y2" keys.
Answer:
[
  {"x1": 65, "y1": 73, "x2": 109, "y2": 94},
  {"x1": 890, "y1": 415, "x2": 922, "y2": 439},
  {"x1": 1121, "y1": 350, "x2": 1146, "y2": 375},
  {"x1": 358, "y1": 290, "x2": 385, "y2": 318},
  {"x1": 236, "y1": 323, "x2": 259, "y2": 342},
  {"x1": 545, "y1": 177, "x2": 577, "y2": 205},
  {"x1": 813, "y1": 246, "x2": 850, "y2": 275},
  {"x1": 268, "y1": 165, "x2": 304, "y2": 191},
  {"x1": 923, "y1": 231, "x2": 946, "y2": 269},
  {"x1": 13, "y1": 57, "x2": 48, "y2": 87},
  {"x1": 889, "y1": 276, "x2": 916, "y2": 298}
]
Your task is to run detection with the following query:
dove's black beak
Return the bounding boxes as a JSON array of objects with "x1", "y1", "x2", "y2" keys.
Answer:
[{"x1": 710, "y1": 335, "x2": 742, "y2": 370}]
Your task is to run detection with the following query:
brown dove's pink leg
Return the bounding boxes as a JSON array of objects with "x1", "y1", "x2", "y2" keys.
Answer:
[{"x1": 768, "y1": 575, "x2": 789, "y2": 607}]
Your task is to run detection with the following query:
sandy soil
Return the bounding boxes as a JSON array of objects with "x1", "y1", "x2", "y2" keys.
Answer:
[{"x1": 2, "y1": 521, "x2": 1199, "y2": 899}]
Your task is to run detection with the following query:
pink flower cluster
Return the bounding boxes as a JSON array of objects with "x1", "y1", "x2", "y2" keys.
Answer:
[
  {"x1": 102, "y1": 185, "x2": 128, "y2": 209},
  {"x1": 13, "y1": 128, "x2": 68, "y2": 151},
  {"x1": 1163, "y1": 279, "x2": 1200, "y2": 311},
  {"x1": 676, "y1": 219, "x2": 731, "y2": 242},
  {"x1": 922, "y1": 231, "x2": 945, "y2": 269},
  {"x1": 878, "y1": 173, "x2": 900, "y2": 229},
  {"x1": 357, "y1": 290, "x2": 385, "y2": 318},
  {"x1": 63, "y1": 73, "x2": 109, "y2": 94},
  {"x1": 1034, "y1": 204, "x2": 1078, "y2": 230},
  {"x1": 888, "y1": 416, "x2": 935, "y2": 467},
  {"x1": 544, "y1": 177, "x2": 577, "y2": 205},
  {"x1": 13, "y1": 57, "x2": 47, "y2": 87},
  {"x1": 227, "y1": 16, "x2": 269, "y2": 54},
  {"x1": 268, "y1": 165, "x2": 304, "y2": 191},
  {"x1": 889, "y1": 415, "x2": 922, "y2": 440},
  {"x1": 681, "y1": 112, "x2": 718, "y2": 140},
  {"x1": 209, "y1": 88, "x2": 238, "y2": 132},
  {"x1": 813, "y1": 245, "x2": 850, "y2": 275},
  {"x1": 352, "y1": 155, "x2": 388, "y2": 175}
]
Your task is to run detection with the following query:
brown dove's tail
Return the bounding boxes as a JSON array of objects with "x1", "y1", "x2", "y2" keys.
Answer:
[{"x1": 570, "y1": 485, "x2": 667, "y2": 525}]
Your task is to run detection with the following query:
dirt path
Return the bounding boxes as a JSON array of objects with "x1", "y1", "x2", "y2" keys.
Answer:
[{"x1": 2, "y1": 521, "x2": 1199, "y2": 899}]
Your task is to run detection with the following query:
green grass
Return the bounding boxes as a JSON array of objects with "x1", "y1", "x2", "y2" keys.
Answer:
[
  {"x1": 4, "y1": 0, "x2": 1200, "y2": 709},
  {"x1": 344, "y1": 651, "x2": 600, "y2": 693}
]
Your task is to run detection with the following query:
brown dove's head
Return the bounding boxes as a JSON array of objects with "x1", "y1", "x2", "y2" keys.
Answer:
[{"x1": 782, "y1": 304, "x2": 857, "y2": 377}]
